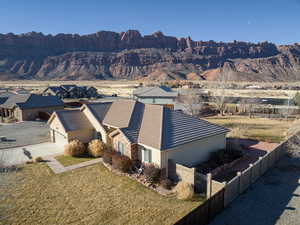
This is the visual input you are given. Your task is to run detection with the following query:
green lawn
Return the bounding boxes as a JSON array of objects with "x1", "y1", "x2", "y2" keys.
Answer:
[
  {"x1": 55, "y1": 154, "x2": 95, "y2": 167},
  {"x1": 0, "y1": 163, "x2": 202, "y2": 225}
]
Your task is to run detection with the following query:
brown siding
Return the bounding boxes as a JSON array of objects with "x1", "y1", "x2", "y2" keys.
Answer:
[{"x1": 16, "y1": 106, "x2": 64, "y2": 121}]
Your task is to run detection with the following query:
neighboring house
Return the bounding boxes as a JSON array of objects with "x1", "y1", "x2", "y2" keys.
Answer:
[
  {"x1": 43, "y1": 85, "x2": 98, "y2": 99},
  {"x1": 0, "y1": 94, "x2": 64, "y2": 121},
  {"x1": 132, "y1": 86, "x2": 178, "y2": 109},
  {"x1": 48, "y1": 100, "x2": 229, "y2": 175},
  {"x1": 43, "y1": 87, "x2": 68, "y2": 99}
]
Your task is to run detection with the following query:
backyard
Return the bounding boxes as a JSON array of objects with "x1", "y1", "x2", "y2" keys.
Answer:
[
  {"x1": 204, "y1": 115, "x2": 293, "y2": 143},
  {"x1": 0, "y1": 163, "x2": 202, "y2": 225}
]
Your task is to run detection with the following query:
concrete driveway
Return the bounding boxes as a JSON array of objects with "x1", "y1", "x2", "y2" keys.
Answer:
[
  {"x1": 0, "y1": 142, "x2": 63, "y2": 166},
  {"x1": 0, "y1": 121, "x2": 50, "y2": 149}
]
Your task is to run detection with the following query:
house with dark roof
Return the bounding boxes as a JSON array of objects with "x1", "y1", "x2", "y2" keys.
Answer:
[
  {"x1": 48, "y1": 100, "x2": 229, "y2": 175},
  {"x1": 0, "y1": 94, "x2": 64, "y2": 121},
  {"x1": 132, "y1": 86, "x2": 178, "y2": 109},
  {"x1": 43, "y1": 85, "x2": 98, "y2": 99}
]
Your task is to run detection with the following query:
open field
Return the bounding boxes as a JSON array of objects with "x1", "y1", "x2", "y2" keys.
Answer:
[
  {"x1": 0, "y1": 163, "x2": 202, "y2": 225},
  {"x1": 1, "y1": 80, "x2": 300, "y2": 98},
  {"x1": 204, "y1": 116, "x2": 293, "y2": 143}
]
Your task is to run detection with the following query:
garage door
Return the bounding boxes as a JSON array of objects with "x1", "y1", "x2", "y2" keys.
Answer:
[{"x1": 53, "y1": 130, "x2": 68, "y2": 147}]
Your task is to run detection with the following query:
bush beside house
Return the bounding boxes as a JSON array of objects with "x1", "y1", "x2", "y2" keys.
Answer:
[
  {"x1": 173, "y1": 181, "x2": 194, "y2": 200},
  {"x1": 144, "y1": 164, "x2": 161, "y2": 184},
  {"x1": 112, "y1": 154, "x2": 133, "y2": 173},
  {"x1": 64, "y1": 140, "x2": 86, "y2": 157},
  {"x1": 88, "y1": 139, "x2": 105, "y2": 158}
]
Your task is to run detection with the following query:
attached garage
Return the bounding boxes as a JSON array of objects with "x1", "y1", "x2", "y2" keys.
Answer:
[
  {"x1": 51, "y1": 129, "x2": 68, "y2": 147},
  {"x1": 48, "y1": 109, "x2": 95, "y2": 148}
]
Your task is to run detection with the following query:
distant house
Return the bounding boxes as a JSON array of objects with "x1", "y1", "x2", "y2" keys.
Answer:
[
  {"x1": 43, "y1": 87, "x2": 68, "y2": 99},
  {"x1": 132, "y1": 86, "x2": 178, "y2": 109},
  {"x1": 0, "y1": 94, "x2": 64, "y2": 121},
  {"x1": 43, "y1": 85, "x2": 98, "y2": 99},
  {"x1": 48, "y1": 100, "x2": 229, "y2": 173}
]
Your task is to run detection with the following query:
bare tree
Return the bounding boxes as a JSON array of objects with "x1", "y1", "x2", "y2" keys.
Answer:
[
  {"x1": 178, "y1": 89, "x2": 204, "y2": 117},
  {"x1": 212, "y1": 72, "x2": 229, "y2": 115}
]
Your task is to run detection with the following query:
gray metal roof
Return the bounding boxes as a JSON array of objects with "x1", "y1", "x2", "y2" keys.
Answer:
[
  {"x1": 120, "y1": 101, "x2": 144, "y2": 142},
  {"x1": 85, "y1": 102, "x2": 112, "y2": 122},
  {"x1": 133, "y1": 86, "x2": 178, "y2": 98},
  {"x1": 45, "y1": 86, "x2": 66, "y2": 94},
  {"x1": 0, "y1": 92, "x2": 16, "y2": 98},
  {"x1": 0, "y1": 97, "x2": 8, "y2": 105},
  {"x1": 0, "y1": 94, "x2": 64, "y2": 109},
  {"x1": 55, "y1": 110, "x2": 94, "y2": 132},
  {"x1": 161, "y1": 110, "x2": 230, "y2": 149},
  {"x1": 103, "y1": 100, "x2": 137, "y2": 128},
  {"x1": 138, "y1": 104, "x2": 229, "y2": 150}
]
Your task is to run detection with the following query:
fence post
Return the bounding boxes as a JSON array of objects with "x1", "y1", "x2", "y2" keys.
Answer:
[
  {"x1": 207, "y1": 173, "x2": 212, "y2": 199},
  {"x1": 259, "y1": 156, "x2": 263, "y2": 176},
  {"x1": 237, "y1": 171, "x2": 242, "y2": 194}
]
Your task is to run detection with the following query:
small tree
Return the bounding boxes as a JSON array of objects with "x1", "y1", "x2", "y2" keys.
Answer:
[
  {"x1": 178, "y1": 89, "x2": 204, "y2": 117},
  {"x1": 212, "y1": 72, "x2": 229, "y2": 116}
]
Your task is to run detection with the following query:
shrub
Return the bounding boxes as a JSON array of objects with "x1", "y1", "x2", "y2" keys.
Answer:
[
  {"x1": 112, "y1": 154, "x2": 132, "y2": 173},
  {"x1": 88, "y1": 139, "x2": 105, "y2": 158},
  {"x1": 64, "y1": 140, "x2": 86, "y2": 157},
  {"x1": 33, "y1": 156, "x2": 43, "y2": 163},
  {"x1": 172, "y1": 181, "x2": 194, "y2": 200},
  {"x1": 103, "y1": 147, "x2": 114, "y2": 165},
  {"x1": 144, "y1": 164, "x2": 161, "y2": 184},
  {"x1": 161, "y1": 178, "x2": 173, "y2": 190}
]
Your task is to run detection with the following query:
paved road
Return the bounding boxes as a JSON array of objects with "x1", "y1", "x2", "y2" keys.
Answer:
[
  {"x1": 0, "y1": 121, "x2": 50, "y2": 149},
  {"x1": 210, "y1": 155, "x2": 300, "y2": 225},
  {"x1": 0, "y1": 142, "x2": 63, "y2": 166}
]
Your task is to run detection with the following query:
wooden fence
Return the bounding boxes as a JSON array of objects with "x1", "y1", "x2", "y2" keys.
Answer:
[
  {"x1": 223, "y1": 141, "x2": 286, "y2": 206},
  {"x1": 174, "y1": 188, "x2": 224, "y2": 225},
  {"x1": 174, "y1": 137, "x2": 289, "y2": 225}
]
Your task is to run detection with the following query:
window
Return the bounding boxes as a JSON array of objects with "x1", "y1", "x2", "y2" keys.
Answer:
[
  {"x1": 118, "y1": 141, "x2": 125, "y2": 155},
  {"x1": 94, "y1": 132, "x2": 102, "y2": 140},
  {"x1": 142, "y1": 148, "x2": 152, "y2": 163}
]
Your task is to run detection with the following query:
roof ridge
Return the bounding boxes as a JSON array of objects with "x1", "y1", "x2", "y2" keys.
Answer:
[{"x1": 158, "y1": 105, "x2": 165, "y2": 149}]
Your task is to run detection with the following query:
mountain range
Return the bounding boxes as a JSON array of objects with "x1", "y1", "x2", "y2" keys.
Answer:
[{"x1": 0, "y1": 30, "x2": 299, "y2": 81}]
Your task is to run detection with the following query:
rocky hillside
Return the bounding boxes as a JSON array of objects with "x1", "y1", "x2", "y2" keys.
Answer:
[{"x1": 0, "y1": 30, "x2": 299, "y2": 81}]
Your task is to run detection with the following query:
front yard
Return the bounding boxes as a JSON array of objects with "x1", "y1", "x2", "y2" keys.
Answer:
[
  {"x1": 54, "y1": 154, "x2": 95, "y2": 167},
  {"x1": 0, "y1": 163, "x2": 202, "y2": 225},
  {"x1": 204, "y1": 115, "x2": 293, "y2": 143}
]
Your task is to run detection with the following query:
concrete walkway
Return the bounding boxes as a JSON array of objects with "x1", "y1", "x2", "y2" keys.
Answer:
[
  {"x1": 43, "y1": 154, "x2": 103, "y2": 174},
  {"x1": 0, "y1": 142, "x2": 63, "y2": 166}
]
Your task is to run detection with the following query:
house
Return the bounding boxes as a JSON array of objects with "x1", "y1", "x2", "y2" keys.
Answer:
[
  {"x1": 48, "y1": 100, "x2": 229, "y2": 175},
  {"x1": 43, "y1": 86, "x2": 68, "y2": 99},
  {"x1": 0, "y1": 94, "x2": 64, "y2": 121},
  {"x1": 43, "y1": 85, "x2": 98, "y2": 99},
  {"x1": 132, "y1": 86, "x2": 178, "y2": 109}
]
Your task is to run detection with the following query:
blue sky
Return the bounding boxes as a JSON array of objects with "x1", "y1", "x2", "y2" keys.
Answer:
[{"x1": 0, "y1": 0, "x2": 299, "y2": 44}]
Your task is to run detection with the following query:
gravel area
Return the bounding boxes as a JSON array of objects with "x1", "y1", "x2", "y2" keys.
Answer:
[
  {"x1": 0, "y1": 121, "x2": 50, "y2": 149},
  {"x1": 210, "y1": 154, "x2": 300, "y2": 225}
]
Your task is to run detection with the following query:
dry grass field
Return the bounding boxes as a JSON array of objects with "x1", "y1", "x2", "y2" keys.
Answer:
[
  {"x1": 204, "y1": 115, "x2": 293, "y2": 143},
  {"x1": 1, "y1": 80, "x2": 300, "y2": 98},
  {"x1": 0, "y1": 163, "x2": 202, "y2": 225}
]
